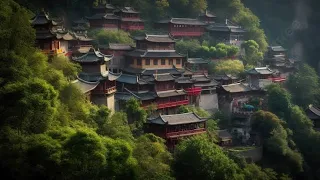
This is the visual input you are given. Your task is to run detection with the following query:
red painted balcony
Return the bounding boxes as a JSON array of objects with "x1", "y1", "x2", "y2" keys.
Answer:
[
  {"x1": 268, "y1": 77, "x2": 286, "y2": 83},
  {"x1": 166, "y1": 128, "x2": 206, "y2": 138},
  {"x1": 121, "y1": 25, "x2": 144, "y2": 31},
  {"x1": 157, "y1": 99, "x2": 189, "y2": 109},
  {"x1": 186, "y1": 87, "x2": 202, "y2": 96}
]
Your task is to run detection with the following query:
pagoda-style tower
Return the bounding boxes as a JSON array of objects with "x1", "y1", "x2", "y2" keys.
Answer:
[
  {"x1": 72, "y1": 48, "x2": 121, "y2": 112},
  {"x1": 86, "y1": 4, "x2": 120, "y2": 30},
  {"x1": 114, "y1": 7, "x2": 144, "y2": 31},
  {"x1": 31, "y1": 10, "x2": 74, "y2": 56}
]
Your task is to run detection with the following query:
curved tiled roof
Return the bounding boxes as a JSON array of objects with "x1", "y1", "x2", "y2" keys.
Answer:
[
  {"x1": 109, "y1": 43, "x2": 133, "y2": 50},
  {"x1": 171, "y1": 18, "x2": 206, "y2": 25},
  {"x1": 153, "y1": 73, "x2": 175, "y2": 81},
  {"x1": 72, "y1": 48, "x2": 113, "y2": 63},
  {"x1": 156, "y1": 89, "x2": 186, "y2": 98},
  {"x1": 147, "y1": 112, "x2": 207, "y2": 125},
  {"x1": 221, "y1": 83, "x2": 251, "y2": 93},
  {"x1": 72, "y1": 78, "x2": 99, "y2": 93},
  {"x1": 31, "y1": 11, "x2": 60, "y2": 26}
]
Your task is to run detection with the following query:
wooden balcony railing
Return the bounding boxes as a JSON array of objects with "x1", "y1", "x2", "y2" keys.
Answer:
[
  {"x1": 166, "y1": 128, "x2": 206, "y2": 138},
  {"x1": 121, "y1": 25, "x2": 144, "y2": 31},
  {"x1": 268, "y1": 77, "x2": 286, "y2": 83},
  {"x1": 186, "y1": 87, "x2": 202, "y2": 96},
  {"x1": 157, "y1": 99, "x2": 189, "y2": 109}
]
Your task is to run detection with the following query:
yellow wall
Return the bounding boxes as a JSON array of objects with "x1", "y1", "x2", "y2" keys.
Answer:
[
  {"x1": 106, "y1": 94, "x2": 115, "y2": 113},
  {"x1": 130, "y1": 58, "x2": 183, "y2": 69}
]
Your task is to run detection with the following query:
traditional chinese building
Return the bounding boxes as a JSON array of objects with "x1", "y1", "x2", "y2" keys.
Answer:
[
  {"x1": 115, "y1": 34, "x2": 200, "y2": 114},
  {"x1": 114, "y1": 7, "x2": 144, "y2": 31},
  {"x1": 31, "y1": 10, "x2": 74, "y2": 56},
  {"x1": 185, "y1": 58, "x2": 210, "y2": 75},
  {"x1": 101, "y1": 43, "x2": 134, "y2": 73},
  {"x1": 213, "y1": 73, "x2": 239, "y2": 85},
  {"x1": 145, "y1": 113, "x2": 207, "y2": 151},
  {"x1": 72, "y1": 18, "x2": 89, "y2": 34},
  {"x1": 192, "y1": 75, "x2": 219, "y2": 94},
  {"x1": 72, "y1": 48, "x2": 121, "y2": 112},
  {"x1": 246, "y1": 67, "x2": 275, "y2": 88},
  {"x1": 264, "y1": 46, "x2": 295, "y2": 75},
  {"x1": 155, "y1": 18, "x2": 206, "y2": 37},
  {"x1": 198, "y1": 10, "x2": 216, "y2": 24},
  {"x1": 206, "y1": 19, "x2": 246, "y2": 46},
  {"x1": 306, "y1": 105, "x2": 320, "y2": 129},
  {"x1": 86, "y1": 3, "x2": 120, "y2": 30},
  {"x1": 217, "y1": 130, "x2": 233, "y2": 146}
]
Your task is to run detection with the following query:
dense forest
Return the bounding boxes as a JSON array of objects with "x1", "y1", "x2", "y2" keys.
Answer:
[{"x1": 1, "y1": 0, "x2": 320, "y2": 179}]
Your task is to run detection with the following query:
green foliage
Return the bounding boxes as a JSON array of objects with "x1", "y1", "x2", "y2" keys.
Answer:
[
  {"x1": 208, "y1": 0, "x2": 268, "y2": 52},
  {"x1": 176, "y1": 40, "x2": 239, "y2": 59},
  {"x1": 241, "y1": 40, "x2": 264, "y2": 65},
  {"x1": 90, "y1": 29, "x2": 134, "y2": 46},
  {"x1": 266, "y1": 84, "x2": 292, "y2": 118},
  {"x1": 98, "y1": 111, "x2": 134, "y2": 142},
  {"x1": 213, "y1": 59, "x2": 244, "y2": 75},
  {"x1": 175, "y1": 39, "x2": 201, "y2": 56},
  {"x1": 124, "y1": 98, "x2": 147, "y2": 135},
  {"x1": 251, "y1": 111, "x2": 303, "y2": 175},
  {"x1": 134, "y1": 134, "x2": 174, "y2": 180},
  {"x1": 243, "y1": 164, "x2": 278, "y2": 180},
  {"x1": 286, "y1": 64, "x2": 320, "y2": 108},
  {"x1": 50, "y1": 56, "x2": 81, "y2": 80},
  {"x1": 174, "y1": 136, "x2": 243, "y2": 180},
  {"x1": 178, "y1": 105, "x2": 210, "y2": 118},
  {"x1": 0, "y1": 79, "x2": 58, "y2": 133}
]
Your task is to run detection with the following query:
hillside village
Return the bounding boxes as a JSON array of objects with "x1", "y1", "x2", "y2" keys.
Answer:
[
  {"x1": 2, "y1": 0, "x2": 320, "y2": 179},
  {"x1": 31, "y1": 3, "x2": 303, "y2": 153}
]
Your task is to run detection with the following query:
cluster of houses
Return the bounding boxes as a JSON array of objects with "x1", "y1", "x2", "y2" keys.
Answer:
[{"x1": 31, "y1": 4, "x2": 305, "y2": 152}]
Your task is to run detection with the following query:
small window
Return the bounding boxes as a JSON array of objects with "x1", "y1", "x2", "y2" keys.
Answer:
[
  {"x1": 176, "y1": 59, "x2": 181, "y2": 65},
  {"x1": 145, "y1": 59, "x2": 150, "y2": 65},
  {"x1": 137, "y1": 59, "x2": 142, "y2": 65},
  {"x1": 153, "y1": 59, "x2": 158, "y2": 65},
  {"x1": 169, "y1": 59, "x2": 173, "y2": 65},
  {"x1": 161, "y1": 59, "x2": 165, "y2": 65}
]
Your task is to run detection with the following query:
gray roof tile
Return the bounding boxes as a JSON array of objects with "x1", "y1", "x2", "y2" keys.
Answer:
[{"x1": 147, "y1": 112, "x2": 207, "y2": 125}]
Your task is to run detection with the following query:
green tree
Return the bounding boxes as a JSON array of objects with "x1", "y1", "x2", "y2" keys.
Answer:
[
  {"x1": 286, "y1": 64, "x2": 320, "y2": 108},
  {"x1": 251, "y1": 111, "x2": 303, "y2": 175},
  {"x1": 124, "y1": 98, "x2": 147, "y2": 135},
  {"x1": 0, "y1": 79, "x2": 58, "y2": 133},
  {"x1": 175, "y1": 39, "x2": 201, "y2": 57},
  {"x1": 50, "y1": 56, "x2": 81, "y2": 80},
  {"x1": 266, "y1": 84, "x2": 291, "y2": 118},
  {"x1": 243, "y1": 164, "x2": 278, "y2": 180},
  {"x1": 90, "y1": 29, "x2": 134, "y2": 46},
  {"x1": 174, "y1": 136, "x2": 243, "y2": 180},
  {"x1": 213, "y1": 59, "x2": 244, "y2": 75},
  {"x1": 134, "y1": 134, "x2": 174, "y2": 180},
  {"x1": 241, "y1": 40, "x2": 263, "y2": 65},
  {"x1": 99, "y1": 112, "x2": 134, "y2": 142}
]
